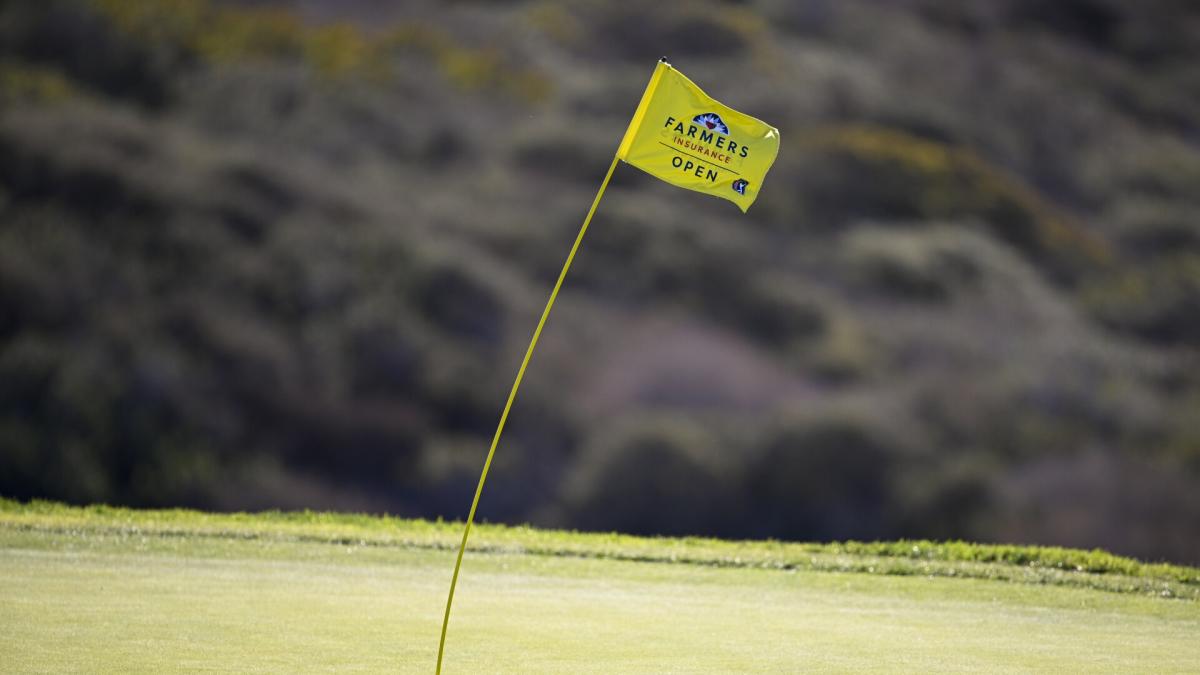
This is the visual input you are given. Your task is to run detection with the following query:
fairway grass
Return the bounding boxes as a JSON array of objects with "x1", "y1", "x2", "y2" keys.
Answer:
[{"x1": 1, "y1": 501, "x2": 1198, "y2": 672}]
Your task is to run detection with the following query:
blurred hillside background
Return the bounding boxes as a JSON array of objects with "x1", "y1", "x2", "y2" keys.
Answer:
[{"x1": 2, "y1": 0, "x2": 1200, "y2": 564}]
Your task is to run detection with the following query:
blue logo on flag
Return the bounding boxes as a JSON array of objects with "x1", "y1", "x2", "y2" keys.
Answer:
[
  {"x1": 731, "y1": 179, "x2": 749, "y2": 195},
  {"x1": 693, "y1": 113, "x2": 729, "y2": 135}
]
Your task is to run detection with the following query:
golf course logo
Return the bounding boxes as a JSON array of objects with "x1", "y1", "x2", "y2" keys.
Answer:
[
  {"x1": 693, "y1": 112, "x2": 729, "y2": 135},
  {"x1": 731, "y1": 178, "x2": 749, "y2": 195}
]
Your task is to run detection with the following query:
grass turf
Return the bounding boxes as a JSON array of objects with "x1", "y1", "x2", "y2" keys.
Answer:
[{"x1": 1, "y1": 499, "x2": 1198, "y2": 672}]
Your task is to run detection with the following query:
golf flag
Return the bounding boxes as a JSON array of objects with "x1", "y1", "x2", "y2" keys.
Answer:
[
  {"x1": 617, "y1": 59, "x2": 780, "y2": 212},
  {"x1": 437, "y1": 59, "x2": 781, "y2": 674}
]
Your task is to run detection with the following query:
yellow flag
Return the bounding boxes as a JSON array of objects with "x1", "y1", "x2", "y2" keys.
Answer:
[
  {"x1": 617, "y1": 60, "x2": 780, "y2": 212},
  {"x1": 435, "y1": 60, "x2": 779, "y2": 675}
]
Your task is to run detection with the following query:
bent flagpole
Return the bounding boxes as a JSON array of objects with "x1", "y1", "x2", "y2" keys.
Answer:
[
  {"x1": 435, "y1": 154, "x2": 620, "y2": 674},
  {"x1": 436, "y1": 58, "x2": 778, "y2": 672}
]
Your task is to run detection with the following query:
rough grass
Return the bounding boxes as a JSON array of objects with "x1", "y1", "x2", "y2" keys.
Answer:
[
  {"x1": 3, "y1": 499, "x2": 1198, "y2": 598},
  {"x1": 2, "y1": 499, "x2": 1199, "y2": 673}
]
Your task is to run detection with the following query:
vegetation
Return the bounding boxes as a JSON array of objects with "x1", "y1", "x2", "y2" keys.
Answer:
[
  {"x1": 4, "y1": 499, "x2": 1199, "y2": 598},
  {"x1": 2, "y1": 0, "x2": 1200, "y2": 565},
  {"x1": 2, "y1": 501, "x2": 1199, "y2": 672}
]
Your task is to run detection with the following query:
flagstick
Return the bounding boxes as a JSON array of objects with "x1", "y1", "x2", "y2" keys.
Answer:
[{"x1": 435, "y1": 154, "x2": 621, "y2": 674}]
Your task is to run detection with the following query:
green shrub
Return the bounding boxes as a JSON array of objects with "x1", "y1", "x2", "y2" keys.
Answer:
[
  {"x1": 1081, "y1": 254, "x2": 1200, "y2": 345},
  {"x1": 562, "y1": 417, "x2": 734, "y2": 537},
  {"x1": 0, "y1": 0, "x2": 188, "y2": 108},
  {"x1": 842, "y1": 226, "x2": 982, "y2": 303},
  {"x1": 742, "y1": 408, "x2": 913, "y2": 541},
  {"x1": 791, "y1": 125, "x2": 1109, "y2": 280}
]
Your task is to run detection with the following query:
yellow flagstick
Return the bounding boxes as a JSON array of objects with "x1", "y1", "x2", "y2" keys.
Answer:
[
  {"x1": 435, "y1": 154, "x2": 621, "y2": 675},
  {"x1": 433, "y1": 53, "x2": 781, "y2": 671},
  {"x1": 436, "y1": 59, "x2": 671, "y2": 672}
]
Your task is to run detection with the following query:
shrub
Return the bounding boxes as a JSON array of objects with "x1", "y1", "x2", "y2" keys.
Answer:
[
  {"x1": 1080, "y1": 254, "x2": 1200, "y2": 346},
  {"x1": 742, "y1": 408, "x2": 912, "y2": 541},
  {"x1": 413, "y1": 262, "x2": 506, "y2": 346},
  {"x1": 791, "y1": 125, "x2": 1109, "y2": 281},
  {"x1": 986, "y1": 451, "x2": 1200, "y2": 564},
  {"x1": 842, "y1": 226, "x2": 981, "y2": 303},
  {"x1": 0, "y1": 0, "x2": 189, "y2": 108},
  {"x1": 562, "y1": 417, "x2": 734, "y2": 537},
  {"x1": 560, "y1": 6, "x2": 752, "y2": 61}
]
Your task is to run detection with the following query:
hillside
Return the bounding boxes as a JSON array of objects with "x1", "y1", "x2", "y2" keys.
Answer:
[
  {"x1": 1, "y1": 0, "x2": 1200, "y2": 564},
  {"x1": 2, "y1": 500, "x2": 1199, "y2": 672}
]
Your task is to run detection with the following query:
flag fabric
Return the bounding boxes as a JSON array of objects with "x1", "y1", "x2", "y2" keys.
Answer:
[{"x1": 617, "y1": 60, "x2": 780, "y2": 212}]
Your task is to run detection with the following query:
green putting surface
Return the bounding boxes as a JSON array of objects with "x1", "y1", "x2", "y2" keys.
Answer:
[{"x1": 1, "y1": 503, "x2": 1197, "y2": 673}]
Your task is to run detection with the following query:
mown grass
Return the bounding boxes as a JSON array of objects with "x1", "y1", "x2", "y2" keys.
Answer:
[
  {"x1": 3, "y1": 498, "x2": 1196, "y2": 600},
  {"x1": 3, "y1": 498, "x2": 1199, "y2": 673}
]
